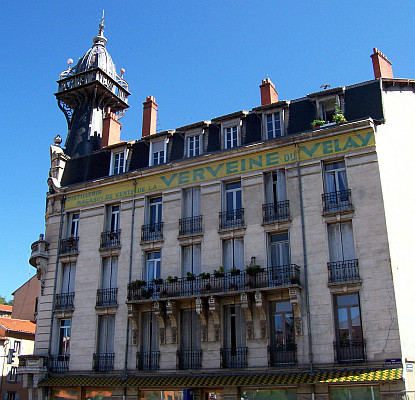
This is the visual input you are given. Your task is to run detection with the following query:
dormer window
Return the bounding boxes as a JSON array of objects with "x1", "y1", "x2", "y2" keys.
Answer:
[
  {"x1": 265, "y1": 111, "x2": 283, "y2": 139},
  {"x1": 149, "y1": 139, "x2": 167, "y2": 166},
  {"x1": 222, "y1": 120, "x2": 241, "y2": 149},
  {"x1": 185, "y1": 131, "x2": 203, "y2": 157},
  {"x1": 317, "y1": 97, "x2": 339, "y2": 123},
  {"x1": 110, "y1": 148, "x2": 128, "y2": 175}
]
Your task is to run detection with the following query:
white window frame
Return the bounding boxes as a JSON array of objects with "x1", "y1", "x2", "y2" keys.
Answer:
[
  {"x1": 110, "y1": 148, "x2": 128, "y2": 175},
  {"x1": 149, "y1": 138, "x2": 168, "y2": 166},
  {"x1": 106, "y1": 204, "x2": 120, "y2": 232},
  {"x1": 268, "y1": 232, "x2": 291, "y2": 267},
  {"x1": 223, "y1": 181, "x2": 242, "y2": 212},
  {"x1": 316, "y1": 96, "x2": 340, "y2": 123},
  {"x1": 67, "y1": 212, "x2": 79, "y2": 238},
  {"x1": 222, "y1": 237, "x2": 244, "y2": 271},
  {"x1": 101, "y1": 256, "x2": 118, "y2": 290},
  {"x1": 221, "y1": 120, "x2": 241, "y2": 149},
  {"x1": 181, "y1": 244, "x2": 201, "y2": 276},
  {"x1": 263, "y1": 110, "x2": 284, "y2": 139},
  {"x1": 57, "y1": 319, "x2": 71, "y2": 356},
  {"x1": 185, "y1": 130, "x2": 203, "y2": 157},
  {"x1": 145, "y1": 251, "x2": 161, "y2": 281}
]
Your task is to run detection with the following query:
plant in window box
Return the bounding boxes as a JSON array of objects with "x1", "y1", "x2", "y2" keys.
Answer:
[
  {"x1": 199, "y1": 272, "x2": 210, "y2": 280},
  {"x1": 166, "y1": 275, "x2": 178, "y2": 283},
  {"x1": 213, "y1": 266, "x2": 225, "y2": 277},
  {"x1": 332, "y1": 106, "x2": 347, "y2": 125},
  {"x1": 151, "y1": 278, "x2": 163, "y2": 285},
  {"x1": 141, "y1": 288, "x2": 154, "y2": 299},
  {"x1": 311, "y1": 119, "x2": 325, "y2": 129},
  {"x1": 131, "y1": 279, "x2": 146, "y2": 289},
  {"x1": 246, "y1": 265, "x2": 262, "y2": 276},
  {"x1": 186, "y1": 272, "x2": 196, "y2": 281},
  {"x1": 230, "y1": 267, "x2": 241, "y2": 276}
]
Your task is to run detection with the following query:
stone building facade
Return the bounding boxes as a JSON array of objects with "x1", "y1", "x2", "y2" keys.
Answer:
[{"x1": 19, "y1": 19, "x2": 415, "y2": 400}]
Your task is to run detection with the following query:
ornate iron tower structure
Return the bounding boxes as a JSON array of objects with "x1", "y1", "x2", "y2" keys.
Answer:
[{"x1": 55, "y1": 14, "x2": 130, "y2": 158}]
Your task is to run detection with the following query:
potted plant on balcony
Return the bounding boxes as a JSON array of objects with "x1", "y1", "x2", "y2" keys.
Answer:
[
  {"x1": 141, "y1": 288, "x2": 154, "y2": 299},
  {"x1": 131, "y1": 279, "x2": 146, "y2": 289},
  {"x1": 332, "y1": 106, "x2": 347, "y2": 124},
  {"x1": 230, "y1": 267, "x2": 240, "y2": 276},
  {"x1": 213, "y1": 266, "x2": 225, "y2": 278},
  {"x1": 246, "y1": 264, "x2": 262, "y2": 276},
  {"x1": 166, "y1": 275, "x2": 178, "y2": 283},
  {"x1": 311, "y1": 119, "x2": 325, "y2": 129},
  {"x1": 151, "y1": 278, "x2": 164, "y2": 285},
  {"x1": 186, "y1": 272, "x2": 196, "y2": 281},
  {"x1": 199, "y1": 272, "x2": 210, "y2": 280}
]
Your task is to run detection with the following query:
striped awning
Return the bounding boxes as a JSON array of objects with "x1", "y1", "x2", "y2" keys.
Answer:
[{"x1": 39, "y1": 368, "x2": 402, "y2": 388}]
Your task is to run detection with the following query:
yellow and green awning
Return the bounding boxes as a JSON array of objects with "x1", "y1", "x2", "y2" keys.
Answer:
[{"x1": 39, "y1": 367, "x2": 402, "y2": 388}]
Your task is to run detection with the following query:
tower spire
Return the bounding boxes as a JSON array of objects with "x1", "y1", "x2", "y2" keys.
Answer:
[{"x1": 93, "y1": 10, "x2": 107, "y2": 46}]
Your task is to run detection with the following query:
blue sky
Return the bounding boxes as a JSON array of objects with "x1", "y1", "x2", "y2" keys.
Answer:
[{"x1": 1, "y1": 1, "x2": 414, "y2": 300}]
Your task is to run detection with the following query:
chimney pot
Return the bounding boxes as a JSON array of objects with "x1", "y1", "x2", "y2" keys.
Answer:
[
  {"x1": 101, "y1": 108, "x2": 122, "y2": 148},
  {"x1": 260, "y1": 78, "x2": 279, "y2": 106},
  {"x1": 371, "y1": 48, "x2": 393, "y2": 79},
  {"x1": 142, "y1": 96, "x2": 158, "y2": 137}
]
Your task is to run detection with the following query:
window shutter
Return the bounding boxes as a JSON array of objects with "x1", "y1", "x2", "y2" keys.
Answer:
[
  {"x1": 192, "y1": 245, "x2": 201, "y2": 275},
  {"x1": 98, "y1": 317, "x2": 107, "y2": 353},
  {"x1": 62, "y1": 264, "x2": 70, "y2": 294},
  {"x1": 328, "y1": 224, "x2": 343, "y2": 262},
  {"x1": 264, "y1": 173, "x2": 274, "y2": 204},
  {"x1": 181, "y1": 310, "x2": 191, "y2": 350},
  {"x1": 110, "y1": 257, "x2": 118, "y2": 289},
  {"x1": 276, "y1": 170, "x2": 287, "y2": 202},
  {"x1": 191, "y1": 310, "x2": 201, "y2": 351},
  {"x1": 192, "y1": 187, "x2": 201, "y2": 216},
  {"x1": 107, "y1": 316, "x2": 115, "y2": 353},
  {"x1": 182, "y1": 189, "x2": 192, "y2": 218},
  {"x1": 341, "y1": 222, "x2": 355, "y2": 260},
  {"x1": 234, "y1": 238, "x2": 244, "y2": 269},
  {"x1": 151, "y1": 312, "x2": 159, "y2": 351},
  {"x1": 142, "y1": 313, "x2": 151, "y2": 352},
  {"x1": 68, "y1": 263, "x2": 76, "y2": 293},
  {"x1": 235, "y1": 306, "x2": 246, "y2": 348},
  {"x1": 102, "y1": 258, "x2": 111, "y2": 289}
]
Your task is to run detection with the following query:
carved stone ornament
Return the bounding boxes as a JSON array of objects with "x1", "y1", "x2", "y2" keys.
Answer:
[
  {"x1": 195, "y1": 297, "x2": 208, "y2": 342},
  {"x1": 166, "y1": 300, "x2": 178, "y2": 344},
  {"x1": 127, "y1": 304, "x2": 140, "y2": 346},
  {"x1": 255, "y1": 291, "x2": 267, "y2": 338},
  {"x1": 153, "y1": 301, "x2": 166, "y2": 345},
  {"x1": 208, "y1": 296, "x2": 221, "y2": 341},
  {"x1": 289, "y1": 287, "x2": 302, "y2": 335},
  {"x1": 241, "y1": 293, "x2": 254, "y2": 340}
]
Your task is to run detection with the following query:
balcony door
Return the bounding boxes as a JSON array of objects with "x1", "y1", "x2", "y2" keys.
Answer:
[
  {"x1": 324, "y1": 162, "x2": 347, "y2": 194},
  {"x1": 102, "y1": 257, "x2": 118, "y2": 290},
  {"x1": 61, "y1": 263, "x2": 75, "y2": 295},
  {"x1": 108, "y1": 205, "x2": 120, "y2": 232},
  {"x1": 225, "y1": 182, "x2": 241, "y2": 213},
  {"x1": 182, "y1": 187, "x2": 201, "y2": 219},
  {"x1": 265, "y1": 170, "x2": 287, "y2": 205},
  {"x1": 328, "y1": 222, "x2": 355, "y2": 262},
  {"x1": 146, "y1": 252, "x2": 161, "y2": 281},
  {"x1": 148, "y1": 197, "x2": 162, "y2": 226}
]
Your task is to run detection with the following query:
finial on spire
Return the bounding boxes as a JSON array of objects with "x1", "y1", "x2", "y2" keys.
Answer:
[{"x1": 99, "y1": 10, "x2": 105, "y2": 36}]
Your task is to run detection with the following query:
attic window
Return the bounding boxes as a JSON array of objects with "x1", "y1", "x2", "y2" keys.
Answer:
[
  {"x1": 149, "y1": 139, "x2": 167, "y2": 166},
  {"x1": 317, "y1": 97, "x2": 339, "y2": 123},
  {"x1": 110, "y1": 148, "x2": 128, "y2": 175}
]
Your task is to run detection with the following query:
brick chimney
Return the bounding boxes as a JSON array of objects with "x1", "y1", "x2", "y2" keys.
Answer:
[
  {"x1": 101, "y1": 108, "x2": 122, "y2": 148},
  {"x1": 371, "y1": 48, "x2": 393, "y2": 79},
  {"x1": 260, "y1": 78, "x2": 279, "y2": 106},
  {"x1": 142, "y1": 96, "x2": 158, "y2": 137}
]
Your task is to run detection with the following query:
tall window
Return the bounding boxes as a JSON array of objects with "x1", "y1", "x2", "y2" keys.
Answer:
[
  {"x1": 328, "y1": 222, "x2": 355, "y2": 262},
  {"x1": 102, "y1": 257, "x2": 118, "y2": 291},
  {"x1": 140, "y1": 312, "x2": 159, "y2": 370},
  {"x1": 97, "y1": 315, "x2": 115, "y2": 355},
  {"x1": 186, "y1": 133, "x2": 202, "y2": 157},
  {"x1": 324, "y1": 162, "x2": 347, "y2": 194},
  {"x1": 179, "y1": 309, "x2": 201, "y2": 369},
  {"x1": 270, "y1": 302, "x2": 295, "y2": 350},
  {"x1": 222, "y1": 305, "x2": 247, "y2": 368},
  {"x1": 224, "y1": 125, "x2": 238, "y2": 149},
  {"x1": 107, "y1": 205, "x2": 120, "y2": 232},
  {"x1": 112, "y1": 151, "x2": 125, "y2": 175},
  {"x1": 222, "y1": 181, "x2": 243, "y2": 229},
  {"x1": 61, "y1": 263, "x2": 76, "y2": 295},
  {"x1": 146, "y1": 251, "x2": 161, "y2": 281},
  {"x1": 182, "y1": 187, "x2": 201, "y2": 219},
  {"x1": 269, "y1": 232, "x2": 290, "y2": 267},
  {"x1": 223, "y1": 238, "x2": 244, "y2": 272},
  {"x1": 265, "y1": 112, "x2": 282, "y2": 139},
  {"x1": 151, "y1": 141, "x2": 165, "y2": 166},
  {"x1": 265, "y1": 170, "x2": 287, "y2": 205},
  {"x1": 225, "y1": 182, "x2": 242, "y2": 212},
  {"x1": 182, "y1": 245, "x2": 201, "y2": 277},
  {"x1": 148, "y1": 197, "x2": 162, "y2": 226},
  {"x1": 67, "y1": 213, "x2": 79, "y2": 237},
  {"x1": 58, "y1": 319, "x2": 71, "y2": 357},
  {"x1": 335, "y1": 293, "x2": 362, "y2": 343}
]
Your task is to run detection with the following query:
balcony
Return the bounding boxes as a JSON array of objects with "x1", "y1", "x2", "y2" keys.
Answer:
[
  {"x1": 136, "y1": 351, "x2": 160, "y2": 371},
  {"x1": 219, "y1": 209, "x2": 244, "y2": 230},
  {"x1": 100, "y1": 230, "x2": 121, "y2": 249},
  {"x1": 328, "y1": 259, "x2": 360, "y2": 283},
  {"x1": 59, "y1": 237, "x2": 79, "y2": 254},
  {"x1": 334, "y1": 340, "x2": 365, "y2": 363},
  {"x1": 96, "y1": 288, "x2": 118, "y2": 307},
  {"x1": 262, "y1": 201, "x2": 290, "y2": 224},
  {"x1": 141, "y1": 223, "x2": 163, "y2": 242},
  {"x1": 268, "y1": 344, "x2": 297, "y2": 366},
  {"x1": 220, "y1": 347, "x2": 247, "y2": 369},
  {"x1": 179, "y1": 216, "x2": 203, "y2": 236},
  {"x1": 177, "y1": 350, "x2": 202, "y2": 370},
  {"x1": 29, "y1": 234, "x2": 49, "y2": 268},
  {"x1": 322, "y1": 190, "x2": 353, "y2": 214},
  {"x1": 93, "y1": 353, "x2": 114, "y2": 372},
  {"x1": 55, "y1": 292, "x2": 74, "y2": 311},
  {"x1": 127, "y1": 264, "x2": 301, "y2": 302},
  {"x1": 49, "y1": 355, "x2": 70, "y2": 373}
]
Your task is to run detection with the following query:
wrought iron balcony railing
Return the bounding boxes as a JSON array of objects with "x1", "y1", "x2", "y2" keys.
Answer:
[
  {"x1": 177, "y1": 350, "x2": 202, "y2": 370},
  {"x1": 334, "y1": 340, "x2": 365, "y2": 363},
  {"x1": 219, "y1": 209, "x2": 244, "y2": 230},
  {"x1": 49, "y1": 355, "x2": 70, "y2": 373},
  {"x1": 136, "y1": 351, "x2": 160, "y2": 371},
  {"x1": 54, "y1": 292, "x2": 74, "y2": 311},
  {"x1": 268, "y1": 344, "x2": 297, "y2": 366},
  {"x1": 100, "y1": 230, "x2": 121, "y2": 249},
  {"x1": 96, "y1": 288, "x2": 118, "y2": 307},
  {"x1": 220, "y1": 347, "x2": 247, "y2": 369},
  {"x1": 59, "y1": 237, "x2": 79, "y2": 254},
  {"x1": 179, "y1": 216, "x2": 203, "y2": 236},
  {"x1": 328, "y1": 259, "x2": 360, "y2": 283},
  {"x1": 262, "y1": 201, "x2": 290, "y2": 224},
  {"x1": 127, "y1": 264, "x2": 301, "y2": 302},
  {"x1": 141, "y1": 223, "x2": 163, "y2": 242},
  {"x1": 322, "y1": 190, "x2": 353, "y2": 213},
  {"x1": 93, "y1": 353, "x2": 114, "y2": 372}
]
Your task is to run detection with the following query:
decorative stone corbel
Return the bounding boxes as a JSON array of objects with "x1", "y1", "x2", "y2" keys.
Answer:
[
  {"x1": 127, "y1": 304, "x2": 140, "y2": 346},
  {"x1": 255, "y1": 291, "x2": 268, "y2": 338},
  {"x1": 153, "y1": 301, "x2": 166, "y2": 345},
  {"x1": 195, "y1": 297, "x2": 208, "y2": 342},
  {"x1": 208, "y1": 296, "x2": 221, "y2": 341},
  {"x1": 289, "y1": 287, "x2": 302, "y2": 335},
  {"x1": 29, "y1": 234, "x2": 49, "y2": 296},
  {"x1": 240, "y1": 293, "x2": 254, "y2": 339},
  {"x1": 166, "y1": 300, "x2": 178, "y2": 344}
]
